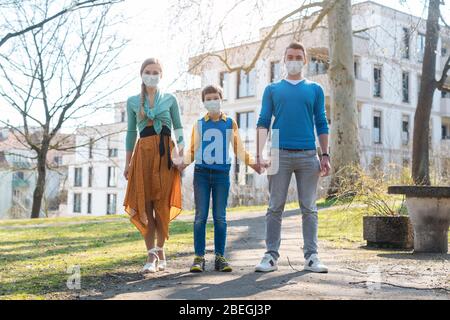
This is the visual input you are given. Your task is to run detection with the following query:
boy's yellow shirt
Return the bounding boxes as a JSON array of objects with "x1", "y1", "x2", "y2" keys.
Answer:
[{"x1": 184, "y1": 112, "x2": 255, "y2": 166}]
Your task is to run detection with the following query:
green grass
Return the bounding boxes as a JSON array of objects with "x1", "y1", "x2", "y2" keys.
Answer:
[
  {"x1": 1, "y1": 200, "x2": 448, "y2": 300},
  {"x1": 319, "y1": 207, "x2": 366, "y2": 245},
  {"x1": 0, "y1": 216, "x2": 213, "y2": 300}
]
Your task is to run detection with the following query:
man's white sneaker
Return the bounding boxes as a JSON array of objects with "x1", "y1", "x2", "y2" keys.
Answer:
[
  {"x1": 304, "y1": 254, "x2": 328, "y2": 273},
  {"x1": 255, "y1": 253, "x2": 278, "y2": 272}
]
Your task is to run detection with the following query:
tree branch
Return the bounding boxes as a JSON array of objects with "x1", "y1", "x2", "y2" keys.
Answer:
[{"x1": 0, "y1": 0, "x2": 123, "y2": 48}]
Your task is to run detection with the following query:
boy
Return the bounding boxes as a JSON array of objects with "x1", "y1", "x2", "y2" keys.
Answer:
[{"x1": 179, "y1": 85, "x2": 261, "y2": 272}]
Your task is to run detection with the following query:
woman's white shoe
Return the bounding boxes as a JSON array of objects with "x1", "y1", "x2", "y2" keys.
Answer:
[
  {"x1": 158, "y1": 260, "x2": 167, "y2": 271},
  {"x1": 142, "y1": 248, "x2": 160, "y2": 273}
]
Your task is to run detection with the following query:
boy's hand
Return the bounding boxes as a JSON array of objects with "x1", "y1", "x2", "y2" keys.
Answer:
[
  {"x1": 257, "y1": 156, "x2": 271, "y2": 169},
  {"x1": 250, "y1": 163, "x2": 264, "y2": 174}
]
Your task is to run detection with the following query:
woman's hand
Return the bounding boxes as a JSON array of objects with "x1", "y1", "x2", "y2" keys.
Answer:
[{"x1": 123, "y1": 165, "x2": 129, "y2": 180}]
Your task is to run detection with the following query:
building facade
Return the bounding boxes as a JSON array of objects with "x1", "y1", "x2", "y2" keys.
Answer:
[{"x1": 0, "y1": 128, "x2": 72, "y2": 219}]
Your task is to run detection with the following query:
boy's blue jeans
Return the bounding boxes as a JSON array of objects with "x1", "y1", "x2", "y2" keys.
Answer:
[{"x1": 193, "y1": 166, "x2": 230, "y2": 257}]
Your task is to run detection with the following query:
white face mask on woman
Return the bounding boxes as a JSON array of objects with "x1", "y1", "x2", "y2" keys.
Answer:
[
  {"x1": 142, "y1": 74, "x2": 160, "y2": 88},
  {"x1": 204, "y1": 99, "x2": 221, "y2": 115},
  {"x1": 285, "y1": 60, "x2": 304, "y2": 76}
]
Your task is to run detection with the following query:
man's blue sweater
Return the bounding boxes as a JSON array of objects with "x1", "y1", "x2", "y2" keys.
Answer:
[{"x1": 256, "y1": 79, "x2": 329, "y2": 150}]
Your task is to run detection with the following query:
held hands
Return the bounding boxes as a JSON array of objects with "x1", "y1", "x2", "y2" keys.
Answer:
[
  {"x1": 250, "y1": 156, "x2": 271, "y2": 175},
  {"x1": 171, "y1": 148, "x2": 189, "y2": 172}
]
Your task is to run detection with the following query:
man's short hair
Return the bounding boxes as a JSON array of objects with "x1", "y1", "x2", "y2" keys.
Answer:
[
  {"x1": 201, "y1": 85, "x2": 223, "y2": 102},
  {"x1": 285, "y1": 42, "x2": 307, "y2": 63}
]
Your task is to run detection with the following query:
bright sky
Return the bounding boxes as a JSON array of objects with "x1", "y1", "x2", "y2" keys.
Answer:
[{"x1": 2, "y1": 0, "x2": 449, "y2": 131}]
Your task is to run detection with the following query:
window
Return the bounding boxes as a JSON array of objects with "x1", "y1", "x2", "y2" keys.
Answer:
[
  {"x1": 270, "y1": 61, "x2": 282, "y2": 83},
  {"x1": 73, "y1": 193, "x2": 82, "y2": 213},
  {"x1": 14, "y1": 171, "x2": 24, "y2": 180},
  {"x1": 442, "y1": 47, "x2": 448, "y2": 57},
  {"x1": 402, "y1": 28, "x2": 410, "y2": 59},
  {"x1": 417, "y1": 33, "x2": 425, "y2": 62},
  {"x1": 108, "y1": 148, "x2": 118, "y2": 158},
  {"x1": 373, "y1": 111, "x2": 382, "y2": 144},
  {"x1": 373, "y1": 66, "x2": 382, "y2": 98},
  {"x1": 107, "y1": 194, "x2": 117, "y2": 215},
  {"x1": 89, "y1": 138, "x2": 94, "y2": 159},
  {"x1": 443, "y1": 125, "x2": 449, "y2": 140},
  {"x1": 354, "y1": 59, "x2": 360, "y2": 79},
  {"x1": 53, "y1": 156, "x2": 62, "y2": 166},
  {"x1": 87, "y1": 193, "x2": 92, "y2": 214},
  {"x1": 402, "y1": 72, "x2": 410, "y2": 103},
  {"x1": 237, "y1": 69, "x2": 256, "y2": 98},
  {"x1": 74, "y1": 167, "x2": 82, "y2": 187},
  {"x1": 219, "y1": 72, "x2": 230, "y2": 100},
  {"x1": 108, "y1": 166, "x2": 117, "y2": 187},
  {"x1": 402, "y1": 115, "x2": 410, "y2": 145},
  {"x1": 235, "y1": 111, "x2": 255, "y2": 185},
  {"x1": 443, "y1": 91, "x2": 449, "y2": 99},
  {"x1": 121, "y1": 111, "x2": 126, "y2": 123},
  {"x1": 308, "y1": 57, "x2": 328, "y2": 76},
  {"x1": 88, "y1": 167, "x2": 93, "y2": 187},
  {"x1": 418, "y1": 75, "x2": 422, "y2": 99}
]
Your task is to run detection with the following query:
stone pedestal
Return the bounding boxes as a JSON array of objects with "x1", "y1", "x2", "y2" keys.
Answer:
[{"x1": 388, "y1": 186, "x2": 450, "y2": 254}]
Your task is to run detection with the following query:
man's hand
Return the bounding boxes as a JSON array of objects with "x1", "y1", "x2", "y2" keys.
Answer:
[{"x1": 319, "y1": 156, "x2": 331, "y2": 177}]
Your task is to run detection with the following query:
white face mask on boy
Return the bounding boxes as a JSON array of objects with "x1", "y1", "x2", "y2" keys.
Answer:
[
  {"x1": 142, "y1": 74, "x2": 160, "y2": 88},
  {"x1": 204, "y1": 99, "x2": 221, "y2": 115}
]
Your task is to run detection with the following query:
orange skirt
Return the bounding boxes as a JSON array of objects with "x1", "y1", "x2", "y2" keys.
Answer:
[{"x1": 123, "y1": 131, "x2": 182, "y2": 240}]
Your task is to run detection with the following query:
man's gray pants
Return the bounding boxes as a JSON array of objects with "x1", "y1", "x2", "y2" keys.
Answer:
[{"x1": 265, "y1": 149, "x2": 321, "y2": 260}]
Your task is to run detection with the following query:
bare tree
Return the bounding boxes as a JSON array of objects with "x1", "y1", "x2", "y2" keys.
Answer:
[
  {"x1": 0, "y1": 0, "x2": 128, "y2": 218},
  {"x1": 326, "y1": 0, "x2": 359, "y2": 196},
  {"x1": 0, "y1": 0, "x2": 123, "y2": 48},
  {"x1": 412, "y1": 0, "x2": 450, "y2": 185}
]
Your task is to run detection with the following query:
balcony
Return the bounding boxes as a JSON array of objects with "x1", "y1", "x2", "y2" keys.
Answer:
[
  {"x1": 308, "y1": 73, "x2": 371, "y2": 102},
  {"x1": 441, "y1": 98, "x2": 450, "y2": 117},
  {"x1": 12, "y1": 176, "x2": 29, "y2": 189}
]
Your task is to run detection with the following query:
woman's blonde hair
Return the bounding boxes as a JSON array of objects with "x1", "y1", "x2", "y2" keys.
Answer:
[{"x1": 139, "y1": 58, "x2": 162, "y2": 119}]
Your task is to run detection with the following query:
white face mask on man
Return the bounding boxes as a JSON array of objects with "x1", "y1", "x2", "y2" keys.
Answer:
[
  {"x1": 204, "y1": 99, "x2": 221, "y2": 115},
  {"x1": 285, "y1": 60, "x2": 304, "y2": 76},
  {"x1": 142, "y1": 74, "x2": 160, "y2": 88}
]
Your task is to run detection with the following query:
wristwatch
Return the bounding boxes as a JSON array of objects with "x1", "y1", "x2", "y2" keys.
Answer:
[{"x1": 321, "y1": 153, "x2": 330, "y2": 158}]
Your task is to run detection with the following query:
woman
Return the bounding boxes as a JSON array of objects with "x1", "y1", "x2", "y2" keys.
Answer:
[{"x1": 123, "y1": 58, "x2": 184, "y2": 273}]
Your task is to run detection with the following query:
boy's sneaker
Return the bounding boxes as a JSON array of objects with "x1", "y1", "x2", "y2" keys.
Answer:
[
  {"x1": 304, "y1": 254, "x2": 328, "y2": 273},
  {"x1": 254, "y1": 253, "x2": 278, "y2": 272},
  {"x1": 215, "y1": 255, "x2": 232, "y2": 272},
  {"x1": 190, "y1": 256, "x2": 206, "y2": 273}
]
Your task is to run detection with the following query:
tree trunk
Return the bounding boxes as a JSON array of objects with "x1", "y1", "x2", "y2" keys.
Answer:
[
  {"x1": 412, "y1": 0, "x2": 440, "y2": 186},
  {"x1": 326, "y1": 0, "x2": 360, "y2": 196},
  {"x1": 31, "y1": 147, "x2": 48, "y2": 219}
]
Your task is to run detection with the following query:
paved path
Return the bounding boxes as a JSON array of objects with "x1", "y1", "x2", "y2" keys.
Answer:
[{"x1": 83, "y1": 209, "x2": 450, "y2": 300}]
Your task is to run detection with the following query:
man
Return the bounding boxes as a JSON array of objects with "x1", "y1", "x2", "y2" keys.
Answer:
[{"x1": 254, "y1": 42, "x2": 331, "y2": 273}]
